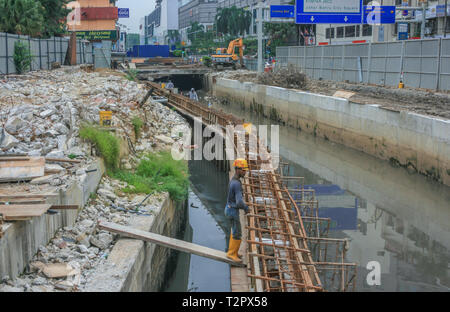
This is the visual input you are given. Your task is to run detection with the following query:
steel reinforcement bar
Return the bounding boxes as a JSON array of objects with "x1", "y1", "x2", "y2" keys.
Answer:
[{"x1": 146, "y1": 82, "x2": 356, "y2": 292}]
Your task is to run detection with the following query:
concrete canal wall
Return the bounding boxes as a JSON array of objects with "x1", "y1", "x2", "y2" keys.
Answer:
[
  {"x1": 0, "y1": 159, "x2": 105, "y2": 280},
  {"x1": 208, "y1": 76, "x2": 450, "y2": 187},
  {"x1": 84, "y1": 195, "x2": 187, "y2": 292}
]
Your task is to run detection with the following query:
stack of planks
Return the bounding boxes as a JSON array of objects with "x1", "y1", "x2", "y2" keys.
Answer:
[
  {"x1": 0, "y1": 156, "x2": 81, "y2": 223},
  {"x1": 0, "y1": 156, "x2": 81, "y2": 183}
]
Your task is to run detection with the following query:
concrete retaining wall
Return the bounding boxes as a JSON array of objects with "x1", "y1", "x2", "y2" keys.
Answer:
[
  {"x1": 0, "y1": 159, "x2": 105, "y2": 280},
  {"x1": 209, "y1": 76, "x2": 450, "y2": 186},
  {"x1": 84, "y1": 195, "x2": 187, "y2": 292}
]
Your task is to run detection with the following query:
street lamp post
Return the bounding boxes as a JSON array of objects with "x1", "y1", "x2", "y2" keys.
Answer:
[{"x1": 445, "y1": 0, "x2": 448, "y2": 38}]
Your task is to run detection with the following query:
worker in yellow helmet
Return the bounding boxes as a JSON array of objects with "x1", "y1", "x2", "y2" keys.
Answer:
[{"x1": 224, "y1": 158, "x2": 249, "y2": 264}]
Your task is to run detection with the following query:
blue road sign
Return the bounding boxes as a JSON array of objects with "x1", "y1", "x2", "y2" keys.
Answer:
[
  {"x1": 296, "y1": 0, "x2": 363, "y2": 24},
  {"x1": 270, "y1": 5, "x2": 295, "y2": 18},
  {"x1": 118, "y1": 8, "x2": 129, "y2": 18},
  {"x1": 398, "y1": 22, "x2": 408, "y2": 40},
  {"x1": 363, "y1": 6, "x2": 396, "y2": 24}
]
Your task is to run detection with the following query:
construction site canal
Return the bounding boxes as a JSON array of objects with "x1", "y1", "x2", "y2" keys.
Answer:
[
  {"x1": 154, "y1": 84, "x2": 450, "y2": 292},
  {"x1": 184, "y1": 90, "x2": 449, "y2": 292},
  {"x1": 163, "y1": 157, "x2": 231, "y2": 292}
]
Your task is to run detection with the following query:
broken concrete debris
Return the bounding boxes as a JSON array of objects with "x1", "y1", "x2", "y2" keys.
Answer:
[
  {"x1": 0, "y1": 176, "x2": 168, "y2": 292},
  {"x1": 0, "y1": 65, "x2": 190, "y2": 292}
]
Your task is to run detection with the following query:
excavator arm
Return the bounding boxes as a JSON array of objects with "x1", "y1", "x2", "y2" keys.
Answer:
[{"x1": 226, "y1": 38, "x2": 244, "y2": 67}]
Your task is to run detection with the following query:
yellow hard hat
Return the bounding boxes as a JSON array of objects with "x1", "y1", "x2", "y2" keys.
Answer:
[
  {"x1": 233, "y1": 158, "x2": 249, "y2": 171},
  {"x1": 243, "y1": 123, "x2": 252, "y2": 134}
]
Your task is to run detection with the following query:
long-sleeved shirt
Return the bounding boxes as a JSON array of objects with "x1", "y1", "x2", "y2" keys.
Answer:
[
  {"x1": 189, "y1": 91, "x2": 198, "y2": 101},
  {"x1": 226, "y1": 177, "x2": 249, "y2": 216}
]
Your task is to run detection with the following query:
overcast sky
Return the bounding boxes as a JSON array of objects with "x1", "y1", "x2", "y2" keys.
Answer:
[{"x1": 116, "y1": 0, "x2": 156, "y2": 33}]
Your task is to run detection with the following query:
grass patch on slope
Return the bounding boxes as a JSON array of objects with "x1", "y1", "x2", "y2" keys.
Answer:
[
  {"x1": 112, "y1": 151, "x2": 189, "y2": 201},
  {"x1": 79, "y1": 124, "x2": 120, "y2": 170}
]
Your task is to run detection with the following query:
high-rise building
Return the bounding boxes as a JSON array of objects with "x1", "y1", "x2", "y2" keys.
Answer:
[
  {"x1": 139, "y1": 0, "x2": 179, "y2": 45},
  {"x1": 178, "y1": 0, "x2": 219, "y2": 42}
]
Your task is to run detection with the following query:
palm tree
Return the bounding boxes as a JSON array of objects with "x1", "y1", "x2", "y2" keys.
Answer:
[
  {"x1": 187, "y1": 21, "x2": 204, "y2": 43},
  {"x1": 165, "y1": 29, "x2": 180, "y2": 45},
  {"x1": 215, "y1": 6, "x2": 252, "y2": 37},
  {"x1": 0, "y1": 0, "x2": 44, "y2": 36}
]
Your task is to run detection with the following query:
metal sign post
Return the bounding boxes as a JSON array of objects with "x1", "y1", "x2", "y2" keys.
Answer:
[{"x1": 257, "y1": 3, "x2": 264, "y2": 73}]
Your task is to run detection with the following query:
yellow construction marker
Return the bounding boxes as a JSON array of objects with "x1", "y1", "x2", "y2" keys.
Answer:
[{"x1": 99, "y1": 111, "x2": 112, "y2": 126}]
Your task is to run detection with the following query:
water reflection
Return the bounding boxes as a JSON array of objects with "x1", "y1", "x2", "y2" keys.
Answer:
[
  {"x1": 164, "y1": 157, "x2": 231, "y2": 292},
  {"x1": 211, "y1": 98, "x2": 450, "y2": 292}
]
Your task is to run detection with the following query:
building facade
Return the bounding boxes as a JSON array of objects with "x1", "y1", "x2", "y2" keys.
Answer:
[
  {"x1": 139, "y1": 0, "x2": 179, "y2": 45},
  {"x1": 315, "y1": 0, "x2": 450, "y2": 45},
  {"x1": 179, "y1": 0, "x2": 219, "y2": 42},
  {"x1": 67, "y1": 0, "x2": 119, "y2": 41}
]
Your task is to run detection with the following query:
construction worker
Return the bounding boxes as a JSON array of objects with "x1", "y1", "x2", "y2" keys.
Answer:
[
  {"x1": 189, "y1": 88, "x2": 198, "y2": 101},
  {"x1": 166, "y1": 80, "x2": 174, "y2": 89},
  {"x1": 225, "y1": 158, "x2": 249, "y2": 264}
]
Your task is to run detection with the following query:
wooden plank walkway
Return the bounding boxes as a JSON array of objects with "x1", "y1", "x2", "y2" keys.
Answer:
[{"x1": 98, "y1": 221, "x2": 246, "y2": 267}]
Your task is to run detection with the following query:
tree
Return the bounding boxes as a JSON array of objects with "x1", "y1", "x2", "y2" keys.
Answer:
[
  {"x1": 37, "y1": 0, "x2": 71, "y2": 37},
  {"x1": 165, "y1": 29, "x2": 180, "y2": 45},
  {"x1": 0, "y1": 0, "x2": 44, "y2": 36},
  {"x1": 215, "y1": 6, "x2": 251, "y2": 37},
  {"x1": 187, "y1": 21, "x2": 204, "y2": 43}
]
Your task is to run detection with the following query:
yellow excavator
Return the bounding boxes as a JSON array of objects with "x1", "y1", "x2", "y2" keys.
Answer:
[{"x1": 211, "y1": 38, "x2": 245, "y2": 70}]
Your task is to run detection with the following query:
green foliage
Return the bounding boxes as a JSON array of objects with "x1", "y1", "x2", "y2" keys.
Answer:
[
  {"x1": 243, "y1": 38, "x2": 257, "y2": 55},
  {"x1": 37, "y1": 0, "x2": 71, "y2": 37},
  {"x1": 166, "y1": 29, "x2": 181, "y2": 45},
  {"x1": 202, "y1": 56, "x2": 212, "y2": 67},
  {"x1": 187, "y1": 21, "x2": 205, "y2": 43},
  {"x1": 173, "y1": 50, "x2": 183, "y2": 57},
  {"x1": 113, "y1": 151, "x2": 189, "y2": 201},
  {"x1": 125, "y1": 69, "x2": 138, "y2": 81},
  {"x1": 215, "y1": 6, "x2": 251, "y2": 37},
  {"x1": 79, "y1": 124, "x2": 120, "y2": 170},
  {"x1": 132, "y1": 117, "x2": 144, "y2": 138},
  {"x1": 13, "y1": 41, "x2": 32, "y2": 74},
  {"x1": 68, "y1": 153, "x2": 77, "y2": 159},
  {"x1": 0, "y1": 0, "x2": 45, "y2": 36}
]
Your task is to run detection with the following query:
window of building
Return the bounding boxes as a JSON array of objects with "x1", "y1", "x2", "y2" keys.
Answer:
[
  {"x1": 326, "y1": 28, "x2": 335, "y2": 39},
  {"x1": 336, "y1": 27, "x2": 344, "y2": 38},
  {"x1": 362, "y1": 24, "x2": 372, "y2": 36},
  {"x1": 345, "y1": 26, "x2": 356, "y2": 37}
]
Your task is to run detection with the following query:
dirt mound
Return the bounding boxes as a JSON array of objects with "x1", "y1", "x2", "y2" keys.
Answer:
[{"x1": 257, "y1": 67, "x2": 307, "y2": 89}]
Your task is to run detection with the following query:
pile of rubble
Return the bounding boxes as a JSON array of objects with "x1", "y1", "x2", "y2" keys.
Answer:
[
  {"x1": 213, "y1": 68, "x2": 307, "y2": 90},
  {"x1": 0, "y1": 66, "x2": 142, "y2": 158},
  {"x1": 0, "y1": 176, "x2": 167, "y2": 292},
  {"x1": 0, "y1": 66, "x2": 189, "y2": 184},
  {"x1": 0, "y1": 66, "x2": 190, "y2": 292}
]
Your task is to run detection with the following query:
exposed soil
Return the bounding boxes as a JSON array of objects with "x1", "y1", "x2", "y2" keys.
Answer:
[{"x1": 216, "y1": 69, "x2": 450, "y2": 120}]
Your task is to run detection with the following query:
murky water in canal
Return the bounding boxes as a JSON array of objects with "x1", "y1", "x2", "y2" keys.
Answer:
[
  {"x1": 207, "y1": 98, "x2": 450, "y2": 292},
  {"x1": 164, "y1": 158, "x2": 231, "y2": 292}
]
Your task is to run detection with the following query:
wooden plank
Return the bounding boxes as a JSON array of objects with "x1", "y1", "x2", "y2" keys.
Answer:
[
  {"x1": 0, "y1": 194, "x2": 58, "y2": 200},
  {"x1": 0, "y1": 157, "x2": 45, "y2": 182},
  {"x1": 0, "y1": 204, "x2": 51, "y2": 220},
  {"x1": 50, "y1": 205, "x2": 79, "y2": 210},
  {"x1": 98, "y1": 221, "x2": 246, "y2": 267},
  {"x1": 45, "y1": 157, "x2": 82, "y2": 163},
  {"x1": 0, "y1": 198, "x2": 46, "y2": 205}
]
